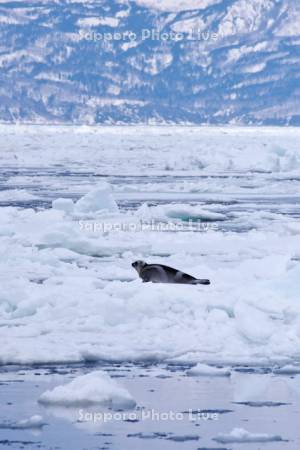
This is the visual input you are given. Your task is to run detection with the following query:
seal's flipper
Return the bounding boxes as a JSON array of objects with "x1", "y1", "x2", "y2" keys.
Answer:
[{"x1": 192, "y1": 279, "x2": 210, "y2": 285}]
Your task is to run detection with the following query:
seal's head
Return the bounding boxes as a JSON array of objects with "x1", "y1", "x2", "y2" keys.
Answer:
[{"x1": 132, "y1": 260, "x2": 147, "y2": 274}]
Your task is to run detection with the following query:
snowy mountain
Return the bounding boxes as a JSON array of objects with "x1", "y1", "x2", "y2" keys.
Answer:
[{"x1": 0, "y1": 0, "x2": 299, "y2": 125}]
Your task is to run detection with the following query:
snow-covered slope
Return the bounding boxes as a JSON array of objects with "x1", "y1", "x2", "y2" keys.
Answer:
[{"x1": 0, "y1": 0, "x2": 299, "y2": 124}]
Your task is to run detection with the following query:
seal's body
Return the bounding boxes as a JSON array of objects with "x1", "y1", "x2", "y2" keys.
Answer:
[{"x1": 132, "y1": 260, "x2": 210, "y2": 285}]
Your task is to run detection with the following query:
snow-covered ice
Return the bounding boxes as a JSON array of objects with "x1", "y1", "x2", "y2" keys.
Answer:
[
  {"x1": 74, "y1": 183, "x2": 119, "y2": 214},
  {"x1": 38, "y1": 371, "x2": 136, "y2": 409},
  {"x1": 187, "y1": 363, "x2": 231, "y2": 376},
  {"x1": 273, "y1": 365, "x2": 300, "y2": 375},
  {"x1": 14, "y1": 415, "x2": 46, "y2": 430},
  {"x1": 0, "y1": 415, "x2": 46, "y2": 430},
  {"x1": 136, "y1": 203, "x2": 227, "y2": 222},
  {"x1": 214, "y1": 427, "x2": 284, "y2": 443},
  {"x1": 0, "y1": 126, "x2": 300, "y2": 369},
  {"x1": 52, "y1": 198, "x2": 75, "y2": 214}
]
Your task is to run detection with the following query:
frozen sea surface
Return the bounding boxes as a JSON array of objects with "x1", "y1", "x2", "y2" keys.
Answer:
[
  {"x1": 0, "y1": 125, "x2": 300, "y2": 366},
  {"x1": 0, "y1": 125, "x2": 300, "y2": 449}
]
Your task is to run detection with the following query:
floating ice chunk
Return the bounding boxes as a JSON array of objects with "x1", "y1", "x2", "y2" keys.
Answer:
[
  {"x1": 187, "y1": 363, "x2": 231, "y2": 377},
  {"x1": 136, "y1": 203, "x2": 226, "y2": 222},
  {"x1": 0, "y1": 415, "x2": 46, "y2": 430},
  {"x1": 214, "y1": 428, "x2": 284, "y2": 444},
  {"x1": 164, "y1": 205, "x2": 227, "y2": 222},
  {"x1": 38, "y1": 371, "x2": 136, "y2": 410},
  {"x1": 52, "y1": 198, "x2": 74, "y2": 214},
  {"x1": 74, "y1": 183, "x2": 118, "y2": 214},
  {"x1": 273, "y1": 365, "x2": 300, "y2": 375},
  {"x1": 16, "y1": 415, "x2": 46, "y2": 429}
]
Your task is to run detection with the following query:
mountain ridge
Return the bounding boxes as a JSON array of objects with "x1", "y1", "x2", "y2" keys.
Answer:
[{"x1": 0, "y1": 0, "x2": 299, "y2": 125}]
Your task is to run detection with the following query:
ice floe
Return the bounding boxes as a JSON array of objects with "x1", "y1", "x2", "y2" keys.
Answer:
[
  {"x1": 0, "y1": 415, "x2": 46, "y2": 430},
  {"x1": 38, "y1": 371, "x2": 136, "y2": 409},
  {"x1": 0, "y1": 127, "x2": 300, "y2": 368},
  {"x1": 74, "y1": 183, "x2": 118, "y2": 214},
  {"x1": 187, "y1": 363, "x2": 231, "y2": 377},
  {"x1": 0, "y1": 189, "x2": 300, "y2": 366},
  {"x1": 273, "y1": 365, "x2": 300, "y2": 375},
  {"x1": 136, "y1": 203, "x2": 227, "y2": 223},
  {"x1": 214, "y1": 427, "x2": 284, "y2": 443}
]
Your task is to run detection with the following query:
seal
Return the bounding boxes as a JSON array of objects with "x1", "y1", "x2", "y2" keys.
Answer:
[{"x1": 132, "y1": 260, "x2": 210, "y2": 285}]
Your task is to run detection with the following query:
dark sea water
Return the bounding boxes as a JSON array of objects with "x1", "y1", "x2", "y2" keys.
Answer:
[{"x1": 0, "y1": 363, "x2": 299, "y2": 450}]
